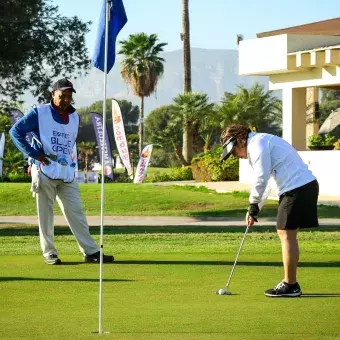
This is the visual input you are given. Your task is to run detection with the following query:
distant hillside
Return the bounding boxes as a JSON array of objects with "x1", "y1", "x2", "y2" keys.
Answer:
[{"x1": 21, "y1": 48, "x2": 269, "y2": 114}]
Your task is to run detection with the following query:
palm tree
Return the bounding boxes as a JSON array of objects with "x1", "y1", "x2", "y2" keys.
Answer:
[
  {"x1": 219, "y1": 83, "x2": 282, "y2": 134},
  {"x1": 181, "y1": 0, "x2": 192, "y2": 163},
  {"x1": 119, "y1": 33, "x2": 167, "y2": 154},
  {"x1": 173, "y1": 92, "x2": 214, "y2": 164},
  {"x1": 199, "y1": 105, "x2": 222, "y2": 153},
  {"x1": 77, "y1": 141, "x2": 96, "y2": 173}
]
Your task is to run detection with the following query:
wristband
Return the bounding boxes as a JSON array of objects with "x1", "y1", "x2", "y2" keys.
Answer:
[{"x1": 248, "y1": 203, "x2": 259, "y2": 218}]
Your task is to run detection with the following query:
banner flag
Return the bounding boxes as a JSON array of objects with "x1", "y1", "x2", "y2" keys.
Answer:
[
  {"x1": 92, "y1": 0, "x2": 128, "y2": 73},
  {"x1": 8, "y1": 108, "x2": 33, "y2": 149},
  {"x1": 133, "y1": 144, "x2": 153, "y2": 184},
  {"x1": 91, "y1": 112, "x2": 114, "y2": 180},
  {"x1": 0, "y1": 132, "x2": 5, "y2": 177},
  {"x1": 112, "y1": 99, "x2": 132, "y2": 177}
]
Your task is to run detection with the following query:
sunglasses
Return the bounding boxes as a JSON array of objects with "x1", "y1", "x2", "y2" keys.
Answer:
[{"x1": 221, "y1": 137, "x2": 236, "y2": 162}]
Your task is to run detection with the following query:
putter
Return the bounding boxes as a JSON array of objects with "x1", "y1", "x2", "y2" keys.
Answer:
[{"x1": 216, "y1": 224, "x2": 250, "y2": 295}]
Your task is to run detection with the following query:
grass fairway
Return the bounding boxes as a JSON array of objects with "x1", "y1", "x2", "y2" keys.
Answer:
[
  {"x1": 1, "y1": 224, "x2": 339, "y2": 339},
  {"x1": 1, "y1": 183, "x2": 340, "y2": 218}
]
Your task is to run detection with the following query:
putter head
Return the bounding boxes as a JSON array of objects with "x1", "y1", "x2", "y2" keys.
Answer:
[
  {"x1": 221, "y1": 137, "x2": 236, "y2": 162},
  {"x1": 216, "y1": 288, "x2": 232, "y2": 295}
]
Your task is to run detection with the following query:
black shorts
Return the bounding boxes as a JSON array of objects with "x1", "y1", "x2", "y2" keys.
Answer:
[{"x1": 276, "y1": 180, "x2": 319, "y2": 230}]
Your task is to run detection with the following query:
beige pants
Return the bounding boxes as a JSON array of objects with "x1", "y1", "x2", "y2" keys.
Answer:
[{"x1": 35, "y1": 171, "x2": 99, "y2": 257}]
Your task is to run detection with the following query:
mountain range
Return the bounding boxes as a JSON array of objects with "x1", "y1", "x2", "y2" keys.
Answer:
[{"x1": 22, "y1": 48, "x2": 269, "y2": 114}]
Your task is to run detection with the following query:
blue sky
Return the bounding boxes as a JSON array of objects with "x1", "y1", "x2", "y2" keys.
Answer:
[{"x1": 55, "y1": 0, "x2": 340, "y2": 55}]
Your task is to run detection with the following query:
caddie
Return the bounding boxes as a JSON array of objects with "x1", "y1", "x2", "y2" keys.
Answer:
[{"x1": 10, "y1": 78, "x2": 113, "y2": 265}]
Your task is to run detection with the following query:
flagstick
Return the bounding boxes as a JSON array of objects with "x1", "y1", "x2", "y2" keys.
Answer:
[{"x1": 98, "y1": 0, "x2": 110, "y2": 334}]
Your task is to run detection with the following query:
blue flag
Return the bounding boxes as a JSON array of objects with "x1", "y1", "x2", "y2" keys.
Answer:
[{"x1": 92, "y1": 0, "x2": 127, "y2": 73}]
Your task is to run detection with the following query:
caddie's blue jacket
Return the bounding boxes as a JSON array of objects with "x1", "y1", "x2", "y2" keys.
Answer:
[{"x1": 9, "y1": 103, "x2": 76, "y2": 161}]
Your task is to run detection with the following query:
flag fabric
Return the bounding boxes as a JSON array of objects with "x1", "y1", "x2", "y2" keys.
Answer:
[
  {"x1": 0, "y1": 132, "x2": 5, "y2": 177},
  {"x1": 112, "y1": 100, "x2": 132, "y2": 177},
  {"x1": 92, "y1": 0, "x2": 128, "y2": 73},
  {"x1": 91, "y1": 112, "x2": 114, "y2": 180},
  {"x1": 134, "y1": 144, "x2": 153, "y2": 184}
]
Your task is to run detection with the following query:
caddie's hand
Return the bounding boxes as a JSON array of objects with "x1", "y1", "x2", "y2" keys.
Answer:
[
  {"x1": 27, "y1": 165, "x2": 32, "y2": 176},
  {"x1": 36, "y1": 154, "x2": 50, "y2": 166}
]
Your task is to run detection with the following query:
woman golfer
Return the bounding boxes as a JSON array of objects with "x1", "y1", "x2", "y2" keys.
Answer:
[{"x1": 220, "y1": 124, "x2": 319, "y2": 297}]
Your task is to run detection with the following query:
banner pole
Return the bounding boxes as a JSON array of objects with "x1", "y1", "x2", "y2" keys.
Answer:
[{"x1": 98, "y1": 0, "x2": 110, "y2": 334}]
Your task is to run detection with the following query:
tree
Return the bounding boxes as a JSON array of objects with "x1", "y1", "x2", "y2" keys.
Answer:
[
  {"x1": 77, "y1": 142, "x2": 96, "y2": 173},
  {"x1": 320, "y1": 89, "x2": 340, "y2": 101},
  {"x1": 0, "y1": 148, "x2": 27, "y2": 176},
  {"x1": 119, "y1": 33, "x2": 167, "y2": 154},
  {"x1": 77, "y1": 99, "x2": 139, "y2": 132},
  {"x1": 319, "y1": 89, "x2": 340, "y2": 138},
  {"x1": 0, "y1": 0, "x2": 91, "y2": 109},
  {"x1": 173, "y1": 92, "x2": 215, "y2": 162},
  {"x1": 198, "y1": 105, "x2": 222, "y2": 153},
  {"x1": 219, "y1": 83, "x2": 282, "y2": 135},
  {"x1": 76, "y1": 99, "x2": 139, "y2": 162},
  {"x1": 181, "y1": 0, "x2": 193, "y2": 163},
  {"x1": 126, "y1": 133, "x2": 139, "y2": 172},
  {"x1": 0, "y1": 105, "x2": 28, "y2": 176},
  {"x1": 144, "y1": 105, "x2": 185, "y2": 165}
]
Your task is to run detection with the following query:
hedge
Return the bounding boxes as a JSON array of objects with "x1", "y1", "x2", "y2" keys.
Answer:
[{"x1": 191, "y1": 149, "x2": 239, "y2": 182}]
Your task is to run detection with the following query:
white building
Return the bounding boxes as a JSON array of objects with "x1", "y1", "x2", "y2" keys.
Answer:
[{"x1": 238, "y1": 18, "x2": 340, "y2": 196}]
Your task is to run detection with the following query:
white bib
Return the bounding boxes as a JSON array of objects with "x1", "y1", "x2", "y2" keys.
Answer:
[{"x1": 37, "y1": 104, "x2": 79, "y2": 182}]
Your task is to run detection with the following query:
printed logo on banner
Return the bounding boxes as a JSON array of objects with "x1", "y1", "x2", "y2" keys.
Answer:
[
  {"x1": 90, "y1": 112, "x2": 114, "y2": 180},
  {"x1": 112, "y1": 100, "x2": 132, "y2": 177},
  {"x1": 134, "y1": 144, "x2": 153, "y2": 184}
]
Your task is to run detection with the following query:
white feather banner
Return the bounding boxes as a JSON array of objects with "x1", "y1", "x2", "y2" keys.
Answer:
[
  {"x1": 134, "y1": 144, "x2": 153, "y2": 184},
  {"x1": 112, "y1": 99, "x2": 132, "y2": 177}
]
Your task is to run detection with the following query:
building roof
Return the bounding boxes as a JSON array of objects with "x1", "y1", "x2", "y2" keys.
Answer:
[{"x1": 257, "y1": 17, "x2": 340, "y2": 38}]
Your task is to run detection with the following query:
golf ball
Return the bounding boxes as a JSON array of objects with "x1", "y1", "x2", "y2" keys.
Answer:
[{"x1": 217, "y1": 289, "x2": 226, "y2": 295}]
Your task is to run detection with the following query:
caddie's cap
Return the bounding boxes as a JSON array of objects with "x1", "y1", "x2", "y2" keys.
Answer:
[{"x1": 52, "y1": 78, "x2": 76, "y2": 93}]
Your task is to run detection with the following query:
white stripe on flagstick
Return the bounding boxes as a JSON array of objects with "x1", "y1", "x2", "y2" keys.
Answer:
[
  {"x1": 98, "y1": 0, "x2": 110, "y2": 334},
  {"x1": 0, "y1": 133, "x2": 5, "y2": 177}
]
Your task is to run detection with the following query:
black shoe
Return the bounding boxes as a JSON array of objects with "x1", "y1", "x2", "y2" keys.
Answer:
[
  {"x1": 265, "y1": 281, "x2": 302, "y2": 297},
  {"x1": 84, "y1": 251, "x2": 114, "y2": 263},
  {"x1": 44, "y1": 254, "x2": 61, "y2": 265}
]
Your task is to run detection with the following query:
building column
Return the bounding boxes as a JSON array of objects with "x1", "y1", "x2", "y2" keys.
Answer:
[
  {"x1": 306, "y1": 87, "x2": 319, "y2": 141},
  {"x1": 282, "y1": 87, "x2": 307, "y2": 150}
]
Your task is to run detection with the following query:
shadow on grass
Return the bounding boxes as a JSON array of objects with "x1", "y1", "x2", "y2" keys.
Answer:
[
  {"x1": 187, "y1": 208, "x2": 278, "y2": 218},
  {"x1": 0, "y1": 277, "x2": 133, "y2": 282},
  {"x1": 0, "y1": 225, "x2": 339, "y2": 237},
  {"x1": 301, "y1": 293, "x2": 340, "y2": 298},
  {"x1": 113, "y1": 260, "x2": 340, "y2": 268}
]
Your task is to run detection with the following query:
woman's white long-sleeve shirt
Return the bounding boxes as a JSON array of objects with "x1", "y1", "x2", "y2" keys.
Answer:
[{"x1": 247, "y1": 132, "x2": 316, "y2": 205}]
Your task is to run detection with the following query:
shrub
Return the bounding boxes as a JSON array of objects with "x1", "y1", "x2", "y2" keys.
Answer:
[
  {"x1": 145, "y1": 166, "x2": 193, "y2": 182},
  {"x1": 308, "y1": 133, "x2": 337, "y2": 146},
  {"x1": 191, "y1": 148, "x2": 239, "y2": 181},
  {"x1": 308, "y1": 134, "x2": 324, "y2": 146},
  {"x1": 113, "y1": 171, "x2": 131, "y2": 183},
  {"x1": 324, "y1": 133, "x2": 337, "y2": 146},
  {"x1": 7, "y1": 173, "x2": 31, "y2": 183},
  {"x1": 148, "y1": 148, "x2": 181, "y2": 167}
]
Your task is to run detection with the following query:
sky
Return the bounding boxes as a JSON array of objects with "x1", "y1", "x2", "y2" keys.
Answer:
[{"x1": 54, "y1": 0, "x2": 340, "y2": 55}]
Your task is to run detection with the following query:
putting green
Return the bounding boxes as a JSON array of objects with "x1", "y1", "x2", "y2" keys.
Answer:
[{"x1": 1, "y1": 226, "x2": 339, "y2": 339}]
